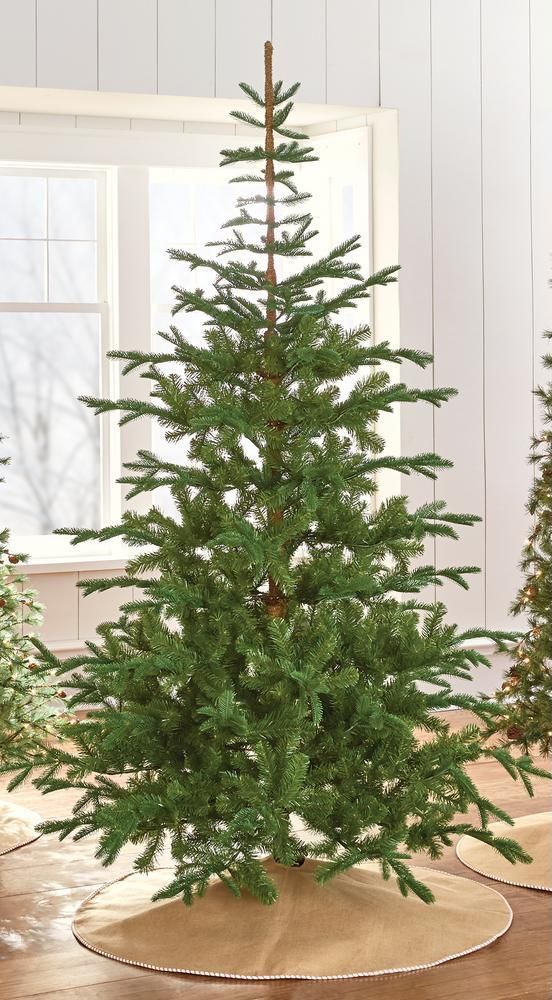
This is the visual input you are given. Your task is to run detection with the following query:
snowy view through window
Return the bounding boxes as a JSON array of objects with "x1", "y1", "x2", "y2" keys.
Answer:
[{"x1": 0, "y1": 173, "x2": 101, "y2": 538}]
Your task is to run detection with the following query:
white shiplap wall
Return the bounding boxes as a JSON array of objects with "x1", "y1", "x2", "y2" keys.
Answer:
[
  {"x1": 431, "y1": 1, "x2": 485, "y2": 628},
  {"x1": 0, "y1": 0, "x2": 551, "y2": 634}
]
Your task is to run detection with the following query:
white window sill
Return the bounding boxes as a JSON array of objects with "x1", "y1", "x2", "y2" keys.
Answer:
[{"x1": 23, "y1": 553, "x2": 129, "y2": 575}]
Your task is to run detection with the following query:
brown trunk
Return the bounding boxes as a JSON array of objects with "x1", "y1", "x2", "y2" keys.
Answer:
[
  {"x1": 263, "y1": 41, "x2": 286, "y2": 620},
  {"x1": 264, "y1": 41, "x2": 277, "y2": 321}
]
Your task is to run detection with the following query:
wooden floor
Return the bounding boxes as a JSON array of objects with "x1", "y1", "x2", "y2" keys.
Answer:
[{"x1": 1, "y1": 714, "x2": 551, "y2": 1000}]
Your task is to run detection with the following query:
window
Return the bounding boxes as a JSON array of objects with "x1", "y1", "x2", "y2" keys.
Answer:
[
  {"x1": 0, "y1": 168, "x2": 113, "y2": 556},
  {"x1": 0, "y1": 118, "x2": 376, "y2": 560}
]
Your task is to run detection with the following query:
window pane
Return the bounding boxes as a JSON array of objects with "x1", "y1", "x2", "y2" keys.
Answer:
[
  {"x1": 150, "y1": 181, "x2": 194, "y2": 244},
  {"x1": 150, "y1": 242, "x2": 194, "y2": 306},
  {"x1": 48, "y1": 177, "x2": 96, "y2": 241},
  {"x1": 195, "y1": 182, "x2": 236, "y2": 246},
  {"x1": 0, "y1": 176, "x2": 46, "y2": 239},
  {"x1": 48, "y1": 241, "x2": 97, "y2": 302},
  {"x1": 0, "y1": 313, "x2": 101, "y2": 535},
  {"x1": 342, "y1": 184, "x2": 355, "y2": 240},
  {"x1": 0, "y1": 240, "x2": 45, "y2": 301}
]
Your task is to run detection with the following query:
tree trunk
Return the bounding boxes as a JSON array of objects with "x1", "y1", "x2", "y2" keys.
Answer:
[{"x1": 263, "y1": 40, "x2": 286, "y2": 620}]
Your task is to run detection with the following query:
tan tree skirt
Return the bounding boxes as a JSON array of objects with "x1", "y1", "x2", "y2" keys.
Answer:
[
  {"x1": 457, "y1": 811, "x2": 552, "y2": 891},
  {"x1": 73, "y1": 859, "x2": 512, "y2": 980},
  {"x1": 0, "y1": 798, "x2": 42, "y2": 856}
]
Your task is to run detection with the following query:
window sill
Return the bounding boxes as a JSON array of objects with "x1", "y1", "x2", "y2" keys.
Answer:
[{"x1": 23, "y1": 553, "x2": 129, "y2": 575}]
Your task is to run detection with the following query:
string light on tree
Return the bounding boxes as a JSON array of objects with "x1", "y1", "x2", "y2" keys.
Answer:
[
  {"x1": 0, "y1": 439, "x2": 63, "y2": 774},
  {"x1": 496, "y1": 328, "x2": 552, "y2": 755}
]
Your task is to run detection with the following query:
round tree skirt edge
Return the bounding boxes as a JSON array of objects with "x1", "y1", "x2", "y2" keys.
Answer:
[
  {"x1": 72, "y1": 859, "x2": 513, "y2": 980},
  {"x1": 456, "y1": 811, "x2": 552, "y2": 892},
  {"x1": 0, "y1": 798, "x2": 42, "y2": 856}
]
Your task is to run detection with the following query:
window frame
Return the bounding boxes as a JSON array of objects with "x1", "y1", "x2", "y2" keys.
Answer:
[{"x1": 0, "y1": 163, "x2": 118, "y2": 557}]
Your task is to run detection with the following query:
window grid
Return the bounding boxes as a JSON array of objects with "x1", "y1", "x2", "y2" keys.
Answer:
[{"x1": 0, "y1": 165, "x2": 114, "y2": 554}]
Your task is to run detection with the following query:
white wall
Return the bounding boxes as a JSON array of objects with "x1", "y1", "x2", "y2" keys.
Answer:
[{"x1": 1, "y1": 0, "x2": 551, "y2": 636}]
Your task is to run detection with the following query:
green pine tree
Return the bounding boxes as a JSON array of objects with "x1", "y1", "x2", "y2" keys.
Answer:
[
  {"x1": 0, "y1": 443, "x2": 62, "y2": 769},
  {"x1": 8, "y1": 43, "x2": 547, "y2": 906},
  {"x1": 496, "y1": 333, "x2": 552, "y2": 755}
]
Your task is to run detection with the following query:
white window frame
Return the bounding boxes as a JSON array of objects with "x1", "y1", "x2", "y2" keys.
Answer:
[{"x1": 0, "y1": 163, "x2": 118, "y2": 558}]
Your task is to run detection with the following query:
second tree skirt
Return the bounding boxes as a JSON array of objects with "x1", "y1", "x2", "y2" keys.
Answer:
[
  {"x1": 0, "y1": 799, "x2": 42, "y2": 857},
  {"x1": 457, "y1": 812, "x2": 551, "y2": 892}
]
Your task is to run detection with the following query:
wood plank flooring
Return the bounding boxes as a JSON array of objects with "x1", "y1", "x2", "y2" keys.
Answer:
[{"x1": 0, "y1": 713, "x2": 550, "y2": 999}]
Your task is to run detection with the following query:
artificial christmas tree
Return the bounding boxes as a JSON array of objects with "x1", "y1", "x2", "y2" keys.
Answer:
[
  {"x1": 457, "y1": 333, "x2": 552, "y2": 894},
  {"x1": 496, "y1": 333, "x2": 552, "y2": 755},
  {"x1": 0, "y1": 443, "x2": 61, "y2": 853},
  {"x1": 9, "y1": 43, "x2": 548, "y2": 977}
]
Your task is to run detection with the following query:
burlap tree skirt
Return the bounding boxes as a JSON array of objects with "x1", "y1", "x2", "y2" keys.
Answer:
[
  {"x1": 457, "y1": 811, "x2": 552, "y2": 891},
  {"x1": 73, "y1": 859, "x2": 512, "y2": 980},
  {"x1": 0, "y1": 798, "x2": 42, "y2": 856}
]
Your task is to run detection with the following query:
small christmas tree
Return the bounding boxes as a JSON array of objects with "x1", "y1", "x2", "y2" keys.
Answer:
[
  {"x1": 12, "y1": 44, "x2": 546, "y2": 905},
  {"x1": 497, "y1": 334, "x2": 552, "y2": 755},
  {"x1": 0, "y1": 445, "x2": 61, "y2": 771}
]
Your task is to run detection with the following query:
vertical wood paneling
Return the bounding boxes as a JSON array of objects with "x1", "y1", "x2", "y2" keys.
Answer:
[
  {"x1": 431, "y1": 0, "x2": 485, "y2": 627},
  {"x1": 530, "y1": 0, "x2": 552, "y2": 427},
  {"x1": 158, "y1": 0, "x2": 215, "y2": 97},
  {"x1": 215, "y1": 0, "x2": 270, "y2": 98},
  {"x1": 272, "y1": 0, "x2": 326, "y2": 103},
  {"x1": 37, "y1": 0, "x2": 98, "y2": 91},
  {"x1": 0, "y1": 0, "x2": 36, "y2": 86},
  {"x1": 379, "y1": 1, "x2": 435, "y2": 522},
  {"x1": 482, "y1": 0, "x2": 533, "y2": 630},
  {"x1": 327, "y1": 0, "x2": 379, "y2": 106},
  {"x1": 99, "y1": 0, "x2": 156, "y2": 94}
]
